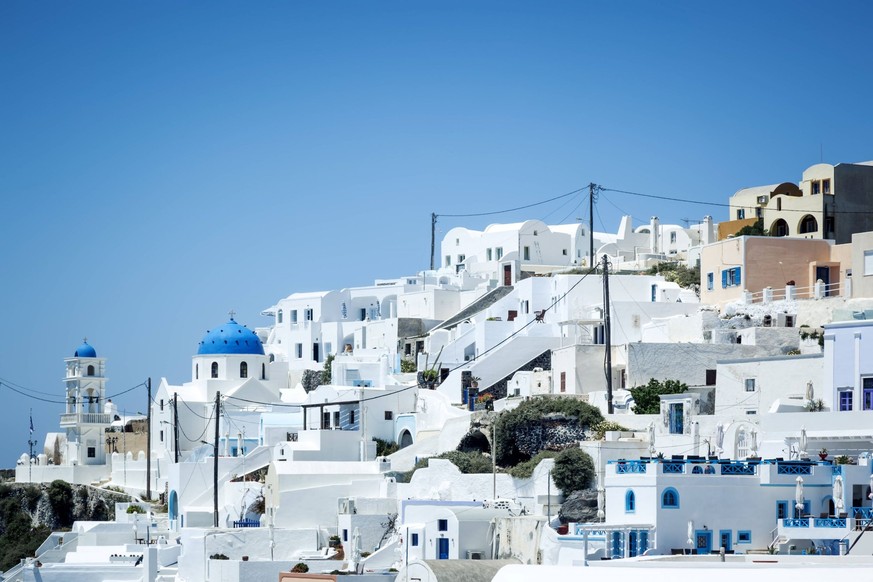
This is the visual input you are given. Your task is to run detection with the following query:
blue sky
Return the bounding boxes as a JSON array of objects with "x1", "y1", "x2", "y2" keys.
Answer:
[{"x1": 1, "y1": 1, "x2": 872, "y2": 465}]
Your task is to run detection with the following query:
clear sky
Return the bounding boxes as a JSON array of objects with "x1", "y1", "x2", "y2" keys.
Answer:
[{"x1": 2, "y1": 1, "x2": 872, "y2": 466}]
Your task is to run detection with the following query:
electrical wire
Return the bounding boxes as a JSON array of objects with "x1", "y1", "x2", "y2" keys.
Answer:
[
  {"x1": 0, "y1": 375, "x2": 63, "y2": 397},
  {"x1": 0, "y1": 381, "x2": 67, "y2": 404},
  {"x1": 438, "y1": 187, "x2": 586, "y2": 218}
]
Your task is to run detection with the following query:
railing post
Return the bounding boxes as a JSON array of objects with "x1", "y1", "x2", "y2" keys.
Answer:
[
  {"x1": 814, "y1": 279, "x2": 825, "y2": 299},
  {"x1": 762, "y1": 287, "x2": 773, "y2": 303},
  {"x1": 786, "y1": 284, "x2": 797, "y2": 301}
]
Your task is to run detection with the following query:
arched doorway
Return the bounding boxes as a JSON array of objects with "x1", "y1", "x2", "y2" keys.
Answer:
[
  {"x1": 169, "y1": 490, "x2": 178, "y2": 520},
  {"x1": 399, "y1": 430, "x2": 414, "y2": 449},
  {"x1": 798, "y1": 214, "x2": 818, "y2": 234}
]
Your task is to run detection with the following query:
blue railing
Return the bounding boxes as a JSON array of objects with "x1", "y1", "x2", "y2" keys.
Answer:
[
  {"x1": 616, "y1": 461, "x2": 647, "y2": 474},
  {"x1": 831, "y1": 465, "x2": 843, "y2": 476},
  {"x1": 662, "y1": 462, "x2": 685, "y2": 474},
  {"x1": 852, "y1": 507, "x2": 873, "y2": 519},
  {"x1": 813, "y1": 518, "x2": 847, "y2": 528},
  {"x1": 233, "y1": 519, "x2": 260, "y2": 528},
  {"x1": 777, "y1": 464, "x2": 812, "y2": 475},
  {"x1": 783, "y1": 518, "x2": 810, "y2": 528},
  {"x1": 721, "y1": 464, "x2": 756, "y2": 476}
]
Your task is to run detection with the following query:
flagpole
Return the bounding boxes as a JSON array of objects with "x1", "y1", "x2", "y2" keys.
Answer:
[{"x1": 28, "y1": 408, "x2": 35, "y2": 483}]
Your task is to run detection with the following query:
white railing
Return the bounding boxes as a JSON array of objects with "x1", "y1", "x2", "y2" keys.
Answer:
[
  {"x1": 745, "y1": 281, "x2": 841, "y2": 305},
  {"x1": 60, "y1": 412, "x2": 111, "y2": 425}
]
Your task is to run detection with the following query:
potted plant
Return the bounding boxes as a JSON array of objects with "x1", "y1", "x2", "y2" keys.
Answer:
[
  {"x1": 470, "y1": 376, "x2": 481, "y2": 389},
  {"x1": 477, "y1": 393, "x2": 494, "y2": 411},
  {"x1": 819, "y1": 447, "x2": 828, "y2": 461},
  {"x1": 421, "y1": 368, "x2": 439, "y2": 389}
]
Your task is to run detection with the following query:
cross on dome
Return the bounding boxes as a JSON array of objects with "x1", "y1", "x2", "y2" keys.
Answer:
[{"x1": 228, "y1": 309, "x2": 236, "y2": 320}]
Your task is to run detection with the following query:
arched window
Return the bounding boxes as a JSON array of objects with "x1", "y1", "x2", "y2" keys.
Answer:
[
  {"x1": 625, "y1": 489, "x2": 636, "y2": 512},
  {"x1": 86, "y1": 365, "x2": 95, "y2": 376},
  {"x1": 662, "y1": 487, "x2": 679, "y2": 508},
  {"x1": 799, "y1": 214, "x2": 818, "y2": 234},
  {"x1": 692, "y1": 465, "x2": 703, "y2": 474},
  {"x1": 195, "y1": 364, "x2": 199, "y2": 379},
  {"x1": 736, "y1": 428, "x2": 749, "y2": 459},
  {"x1": 771, "y1": 218, "x2": 789, "y2": 237},
  {"x1": 277, "y1": 309, "x2": 283, "y2": 324},
  {"x1": 240, "y1": 361, "x2": 248, "y2": 378},
  {"x1": 261, "y1": 363, "x2": 266, "y2": 380},
  {"x1": 211, "y1": 362, "x2": 218, "y2": 379}
]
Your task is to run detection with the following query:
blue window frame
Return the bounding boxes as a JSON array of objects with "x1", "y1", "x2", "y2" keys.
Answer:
[
  {"x1": 438, "y1": 519, "x2": 448, "y2": 532},
  {"x1": 661, "y1": 487, "x2": 679, "y2": 508},
  {"x1": 707, "y1": 273, "x2": 714, "y2": 291},
  {"x1": 737, "y1": 531, "x2": 751, "y2": 544},
  {"x1": 625, "y1": 489, "x2": 636, "y2": 513},
  {"x1": 721, "y1": 267, "x2": 742, "y2": 288},
  {"x1": 777, "y1": 500, "x2": 788, "y2": 520},
  {"x1": 719, "y1": 530, "x2": 732, "y2": 552},
  {"x1": 411, "y1": 533, "x2": 419, "y2": 547},
  {"x1": 343, "y1": 529, "x2": 348, "y2": 542},
  {"x1": 863, "y1": 378, "x2": 873, "y2": 410},
  {"x1": 840, "y1": 389, "x2": 853, "y2": 411}
]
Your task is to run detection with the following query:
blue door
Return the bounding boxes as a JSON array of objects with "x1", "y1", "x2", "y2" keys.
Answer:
[
  {"x1": 695, "y1": 530, "x2": 712, "y2": 554},
  {"x1": 628, "y1": 531, "x2": 638, "y2": 557},
  {"x1": 816, "y1": 267, "x2": 830, "y2": 296},
  {"x1": 669, "y1": 403, "x2": 684, "y2": 434},
  {"x1": 438, "y1": 538, "x2": 449, "y2": 559},
  {"x1": 719, "y1": 530, "x2": 732, "y2": 552}
]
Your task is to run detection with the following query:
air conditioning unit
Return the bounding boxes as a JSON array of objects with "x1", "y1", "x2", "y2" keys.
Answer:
[
  {"x1": 757, "y1": 195, "x2": 769, "y2": 204},
  {"x1": 467, "y1": 550, "x2": 485, "y2": 560}
]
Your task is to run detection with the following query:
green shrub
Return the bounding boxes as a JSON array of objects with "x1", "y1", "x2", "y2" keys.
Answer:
[
  {"x1": 291, "y1": 562, "x2": 309, "y2": 573},
  {"x1": 591, "y1": 420, "x2": 629, "y2": 440},
  {"x1": 508, "y1": 450, "x2": 558, "y2": 479},
  {"x1": 404, "y1": 450, "x2": 493, "y2": 481},
  {"x1": 629, "y1": 378, "x2": 688, "y2": 414},
  {"x1": 551, "y1": 447, "x2": 595, "y2": 495},
  {"x1": 373, "y1": 438, "x2": 399, "y2": 457},
  {"x1": 126, "y1": 505, "x2": 146, "y2": 514},
  {"x1": 47, "y1": 480, "x2": 73, "y2": 528},
  {"x1": 400, "y1": 358, "x2": 417, "y2": 373}
]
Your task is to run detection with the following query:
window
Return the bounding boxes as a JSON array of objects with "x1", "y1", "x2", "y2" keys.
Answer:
[
  {"x1": 290, "y1": 310, "x2": 298, "y2": 323},
  {"x1": 333, "y1": 411, "x2": 340, "y2": 427},
  {"x1": 457, "y1": 254, "x2": 465, "y2": 264},
  {"x1": 384, "y1": 411, "x2": 393, "y2": 420},
  {"x1": 823, "y1": 179, "x2": 831, "y2": 194},
  {"x1": 670, "y1": 232, "x2": 677, "y2": 243},
  {"x1": 560, "y1": 372, "x2": 566, "y2": 393},
  {"x1": 160, "y1": 399, "x2": 164, "y2": 411},
  {"x1": 304, "y1": 308, "x2": 313, "y2": 321},
  {"x1": 745, "y1": 378, "x2": 756, "y2": 392},
  {"x1": 261, "y1": 363, "x2": 266, "y2": 380},
  {"x1": 496, "y1": 247, "x2": 503, "y2": 260},
  {"x1": 562, "y1": 248, "x2": 568, "y2": 255},
  {"x1": 865, "y1": 251, "x2": 873, "y2": 276},
  {"x1": 445, "y1": 255, "x2": 451, "y2": 266},
  {"x1": 277, "y1": 310, "x2": 283, "y2": 324},
  {"x1": 211, "y1": 362, "x2": 218, "y2": 378},
  {"x1": 721, "y1": 267, "x2": 742, "y2": 288},
  {"x1": 839, "y1": 389, "x2": 853, "y2": 411},
  {"x1": 343, "y1": 529, "x2": 348, "y2": 542},
  {"x1": 87, "y1": 447, "x2": 96, "y2": 458},
  {"x1": 756, "y1": 206, "x2": 762, "y2": 218},
  {"x1": 523, "y1": 246, "x2": 530, "y2": 261},
  {"x1": 799, "y1": 215, "x2": 818, "y2": 234},
  {"x1": 438, "y1": 519, "x2": 448, "y2": 532},
  {"x1": 736, "y1": 209, "x2": 745, "y2": 219},
  {"x1": 295, "y1": 344, "x2": 303, "y2": 359},
  {"x1": 864, "y1": 377, "x2": 873, "y2": 410},
  {"x1": 625, "y1": 490, "x2": 635, "y2": 512},
  {"x1": 195, "y1": 364, "x2": 199, "y2": 379},
  {"x1": 411, "y1": 533, "x2": 419, "y2": 546},
  {"x1": 662, "y1": 488, "x2": 679, "y2": 508},
  {"x1": 812, "y1": 180, "x2": 821, "y2": 195},
  {"x1": 825, "y1": 215, "x2": 835, "y2": 233},
  {"x1": 87, "y1": 365, "x2": 95, "y2": 376},
  {"x1": 707, "y1": 273, "x2": 714, "y2": 291},
  {"x1": 322, "y1": 411, "x2": 331, "y2": 429},
  {"x1": 240, "y1": 362, "x2": 248, "y2": 378},
  {"x1": 486, "y1": 248, "x2": 493, "y2": 261},
  {"x1": 349, "y1": 410, "x2": 356, "y2": 425},
  {"x1": 160, "y1": 430, "x2": 164, "y2": 442},
  {"x1": 737, "y1": 531, "x2": 751, "y2": 544}
]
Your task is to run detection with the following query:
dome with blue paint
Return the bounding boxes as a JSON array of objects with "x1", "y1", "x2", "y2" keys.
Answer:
[
  {"x1": 197, "y1": 318, "x2": 264, "y2": 356},
  {"x1": 74, "y1": 341, "x2": 97, "y2": 358}
]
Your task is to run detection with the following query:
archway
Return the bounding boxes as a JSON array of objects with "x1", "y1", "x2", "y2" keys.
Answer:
[
  {"x1": 169, "y1": 490, "x2": 178, "y2": 520},
  {"x1": 771, "y1": 218, "x2": 789, "y2": 237},
  {"x1": 798, "y1": 214, "x2": 818, "y2": 234},
  {"x1": 399, "y1": 430, "x2": 414, "y2": 449}
]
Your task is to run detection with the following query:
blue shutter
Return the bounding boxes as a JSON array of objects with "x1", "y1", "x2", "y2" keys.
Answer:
[
  {"x1": 734, "y1": 267, "x2": 741, "y2": 286},
  {"x1": 722, "y1": 270, "x2": 728, "y2": 288}
]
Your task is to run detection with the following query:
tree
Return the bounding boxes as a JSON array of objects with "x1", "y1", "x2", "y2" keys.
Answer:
[
  {"x1": 734, "y1": 219, "x2": 767, "y2": 237},
  {"x1": 551, "y1": 447, "x2": 595, "y2": 495},
  {"x1": 321, "y1": 354, "x2": 335, "y2": 385},
  {"x1": 47, "y1": 480, "x2": 73, "y2": 528},
  {"x1": 629, "y1": 378, "x2": 688, "y2": 414}
]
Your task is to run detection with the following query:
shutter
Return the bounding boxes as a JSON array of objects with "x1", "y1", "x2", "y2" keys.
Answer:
[
  {"x1": 734, "y1": 267, "x2": 742, "y2": 286},
  {"x1": 722, "y1": 270, "x2": 728, "y2": 288}
]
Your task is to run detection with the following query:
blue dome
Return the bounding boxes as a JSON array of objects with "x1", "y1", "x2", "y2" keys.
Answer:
[
  {"x1": 197, "y1": 319, "x2": 264, "y2": 356},
  {"x1": 74, "y1": 341, "x2": 97, "y2": 358}
]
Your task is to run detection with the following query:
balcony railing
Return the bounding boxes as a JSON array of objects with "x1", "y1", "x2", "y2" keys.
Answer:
[
  {"x1": 721, "y1": 463, "x2": 756, "y2": 476},
  {"x1": 60, "y1": 412, "x2": 111, "y2": 425},
  {"x1": 777, "y1": 463, "x2": 812, "y2": 475},
  {"x1": 783, "y1": 518, "x2": 810, "y2": 528},
  {"x1": 615, "y1": 461, "x2": 647, "y2": 474}
]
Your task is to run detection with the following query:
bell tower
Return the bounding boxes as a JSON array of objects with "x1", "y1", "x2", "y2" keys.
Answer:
[{"x1": 60, "y1": 340, "x2": 110, "y2": 466}]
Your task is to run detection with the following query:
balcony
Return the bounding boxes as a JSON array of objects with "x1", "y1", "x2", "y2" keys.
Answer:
[{"x1": 60, "y1": 412, "x2": 111, "y2": 427}]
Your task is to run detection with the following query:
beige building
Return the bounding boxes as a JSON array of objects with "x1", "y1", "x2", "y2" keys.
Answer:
[
  {"x1": 699, "y1": 236, "x2": 850, "y2": 306},
  {"x1": 726, "y1": 161, "x2": 873, "y2": 243}
]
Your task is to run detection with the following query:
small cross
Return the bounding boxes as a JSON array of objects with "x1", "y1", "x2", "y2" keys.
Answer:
[
  {"x1": 228, "y1": 310, "x2": 236, "y2": 320},
  {"x1": 83, "y1": 337, "x2": 87, "y2": 344}
]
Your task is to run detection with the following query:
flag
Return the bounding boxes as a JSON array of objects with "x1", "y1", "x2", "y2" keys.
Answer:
[{"x1": 29, "y1": 413, "x2": 34, "y2": 435}]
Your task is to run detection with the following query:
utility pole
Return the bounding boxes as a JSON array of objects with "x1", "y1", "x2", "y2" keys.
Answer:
[
  {"x1": 146, "y1": 378, "x2": 152, "y2": 500},
  {"x1": 173, "y1": 393, "x2": 180, "y2": 464},
  {"x1": 28, "y1": 409, "x2": 34, "y2": 483},
  {"x1": 214, "y1": 391, "x2": 221, "y2": 528},
  {"x1": 430, "y1": 213, "x2": 437, "y2": 271},
  {"x1": 602, "y1": 255, "x2": 614, "y2": 414},
  {"x1": 589, "y1": 183, "x2": 597, "y2": 267}
]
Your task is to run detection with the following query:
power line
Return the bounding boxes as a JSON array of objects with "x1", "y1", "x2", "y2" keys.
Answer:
[
  {"x1": 0, "y1": 381, "x2": 67, "y2": 404},
  {"x1": 438, "y1": 187, "x2": 586, "y2": 218}
]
